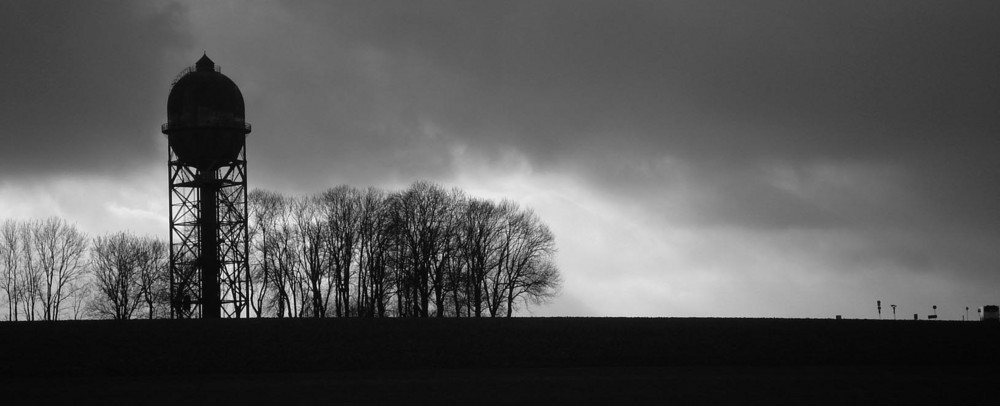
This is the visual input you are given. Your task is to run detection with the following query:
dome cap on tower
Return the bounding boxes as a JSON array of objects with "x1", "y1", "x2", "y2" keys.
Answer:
[
  {"x1": 164, "y1": 53, "x2": 248, "y2": 132},
  {"x1": 195, "y1": 53, "x2": 216, "y2": 72}
]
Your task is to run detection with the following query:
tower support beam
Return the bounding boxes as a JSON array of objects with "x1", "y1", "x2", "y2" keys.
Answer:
[
  {"x1": 167, "y1": 147, "x2": 249, "y2": 319},
  {"x1": 199, "y1": 172, "x2": 221, "y2": 319}
]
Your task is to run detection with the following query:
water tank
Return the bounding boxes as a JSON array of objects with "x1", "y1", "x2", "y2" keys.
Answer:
[{"x1": 162, "y1": 54, "x2": 250, "y2": 170}]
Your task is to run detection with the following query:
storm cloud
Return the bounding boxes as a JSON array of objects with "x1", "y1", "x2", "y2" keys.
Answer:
[
  {"x1": 2, "y1": 1, "x2": 999, "y2": 317},
  {"x1": 0, "y1": 2, "x2": 191, "y2": 176}
]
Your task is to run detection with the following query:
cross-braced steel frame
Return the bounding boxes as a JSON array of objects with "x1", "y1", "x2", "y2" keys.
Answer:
[{"x1": 168, "y1": 146, "x2": 250, "y2": 318}]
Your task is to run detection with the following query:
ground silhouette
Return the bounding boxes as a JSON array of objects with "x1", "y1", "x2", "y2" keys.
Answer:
[{"x1": 1, "y1": 317, "x2": 997, "y2": 403}]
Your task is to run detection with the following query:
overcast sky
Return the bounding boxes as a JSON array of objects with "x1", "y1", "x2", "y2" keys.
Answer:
[{"x1": 2, "y1": 1, "x2": 999, "y2": 318}]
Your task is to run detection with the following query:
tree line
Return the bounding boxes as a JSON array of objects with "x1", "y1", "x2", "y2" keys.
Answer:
[{"x1": 0, "y1": 182, "x2": 560, "y2": 320}]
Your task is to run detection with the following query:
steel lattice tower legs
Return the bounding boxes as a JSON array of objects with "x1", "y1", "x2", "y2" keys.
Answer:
[{"x1": 168, "y1": 146, "x2": 250, "y2": 319}]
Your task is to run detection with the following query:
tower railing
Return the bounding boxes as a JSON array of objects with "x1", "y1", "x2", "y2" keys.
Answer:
[
  {"x1": 170, "y1": 64, "x2": 223, "y2": 86},
  {"x1": 162, "y1": 119, "x2": 251, "y2": 133}
]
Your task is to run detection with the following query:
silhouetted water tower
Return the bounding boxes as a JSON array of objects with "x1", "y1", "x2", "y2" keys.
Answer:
[{"x1": 162, "y1": 54, "x2": 250, "y2": 319}]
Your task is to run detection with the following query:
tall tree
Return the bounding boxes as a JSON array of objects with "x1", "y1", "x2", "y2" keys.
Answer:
[
  {"x1": 194, "y1": 181, "x2": 563, "y2": 319},
  {"x1": 395, "y1": 182, "x2": 454, "y2": 317},
  {"x1": 89, "y1": 232, "x2": 144, "y2": 320},
  {"x1": 27, "y1": 218, "x2": 87, "y2": 321},
  {"x1": 17, "y1": 222, "x2": 41, "y2": 321},
  {"x1": 320, "y1": 186, "x2": 360, "y2": 317},
  {"x1": 248, "y1": 189, "x2": 284, "y2": 317},
  {"x1": 293, "y1": 196, "x2": 330, "y2": 317},
  {"x1": 499, "y1": 208, "x2": 560, "y2": 316},
  {"x1": 0, "y1": 220, "x2": 23, "y2": 320},
  {"x1": 430, "y1": 188, "x2": 462, "y2": 317},
  {"x1": 458, "y1": 198, "x2": 504, "y2": 317},
  {"x1": 482, "y1": 201, "x2": 518, "y2": 317},
  {"x1": 356, "y1": 187, "x2": 393, "y2": 317},
  {"x1": 271, "y1": 197, "x2": 304, "y2": 318},
  {"x1": 90, "y1": 232, "x2": 169, "y2": 320},
  {"x1": 136, "y1": 236, "x2": 169, "y2": 319}
]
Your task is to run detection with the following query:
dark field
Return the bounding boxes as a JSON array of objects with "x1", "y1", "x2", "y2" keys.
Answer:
[{"x1": 1, "y1": 318, "x2": 997, "y2": 404}]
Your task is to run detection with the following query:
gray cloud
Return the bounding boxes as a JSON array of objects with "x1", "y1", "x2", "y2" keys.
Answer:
[
  {"x1": 8, "y1": 1, "x2": 998, "y2": 224},
  {"x1": 4, "y1": 1, "x2": 1000, "y2": 316},
  {"x1": 174, "y1": 1, "x2": 1000, "y2": 288},
  {"x1": 234, "y1": 1, "x2": 1000, "y2": 234},
  {"x1": 0, "y1": 2, "x2": 191, "y2": 177},
  {"x1": 290, "y1": 1, "x2": 999, "y2": 156}
]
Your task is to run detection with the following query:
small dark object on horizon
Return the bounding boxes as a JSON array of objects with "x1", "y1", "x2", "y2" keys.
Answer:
[{"x1": 983, "y1": 305, "x2": 999, "y2": 321}]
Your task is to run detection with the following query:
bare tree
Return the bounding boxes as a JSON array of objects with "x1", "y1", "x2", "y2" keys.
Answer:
[
  {"x1": 356, "y1": 187, "x2": 394, "y2": 317},
  {"x1": 238, "y1": 181, "x2": 562, "y2": 319},
  {"x1": 17, "y1": 222, "x2": 41, "y2": 321},
  {"x1": 136, "y1": 236, "x2": 169, "y2": 319},
  {"x1": 482, "y1": 201, "x2": 517, "y2": 317},
  {"x1": 320, "y1": 186, "x2": 361, "y2": 317},
  {"x1": 457, "y1": 198, "x2": 504, "y2": 317},
  {"x1": 293, "y1": 196, "x2": 331, "y2": 317},
  {"x1": 69, "y1": 281, "x2": 92, "y2": 320},
  {"x1": 270, "y1": 197, "x2": 304, "y2": 318},
  {"x1": 248, "y1": 189, "x2": 283, "y2": 317},
  {"x1": 500, "y1": 208, "x2": 560, "y2": 316},
  {"x1": 89, "y1": 232, "x2": 145, "y2": 320},
  {"x1": 25, "y1": 218, "x2": 88, "y2": 321},
  {"x1": 430, "y1": 188, "x2": 462, "y2": 318},
  {"x1": 0, "y1": 220, "x2": 23, "y2": 320},
  {"x1": 394, "y1": 182, "x2": 456, "y2": 317},
  {"x1": 88, "y1": 232, "x2": 168, "y2": 320},
  {"x1": 385, "y1": 192, "x2": 410, "y2": 316}
]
